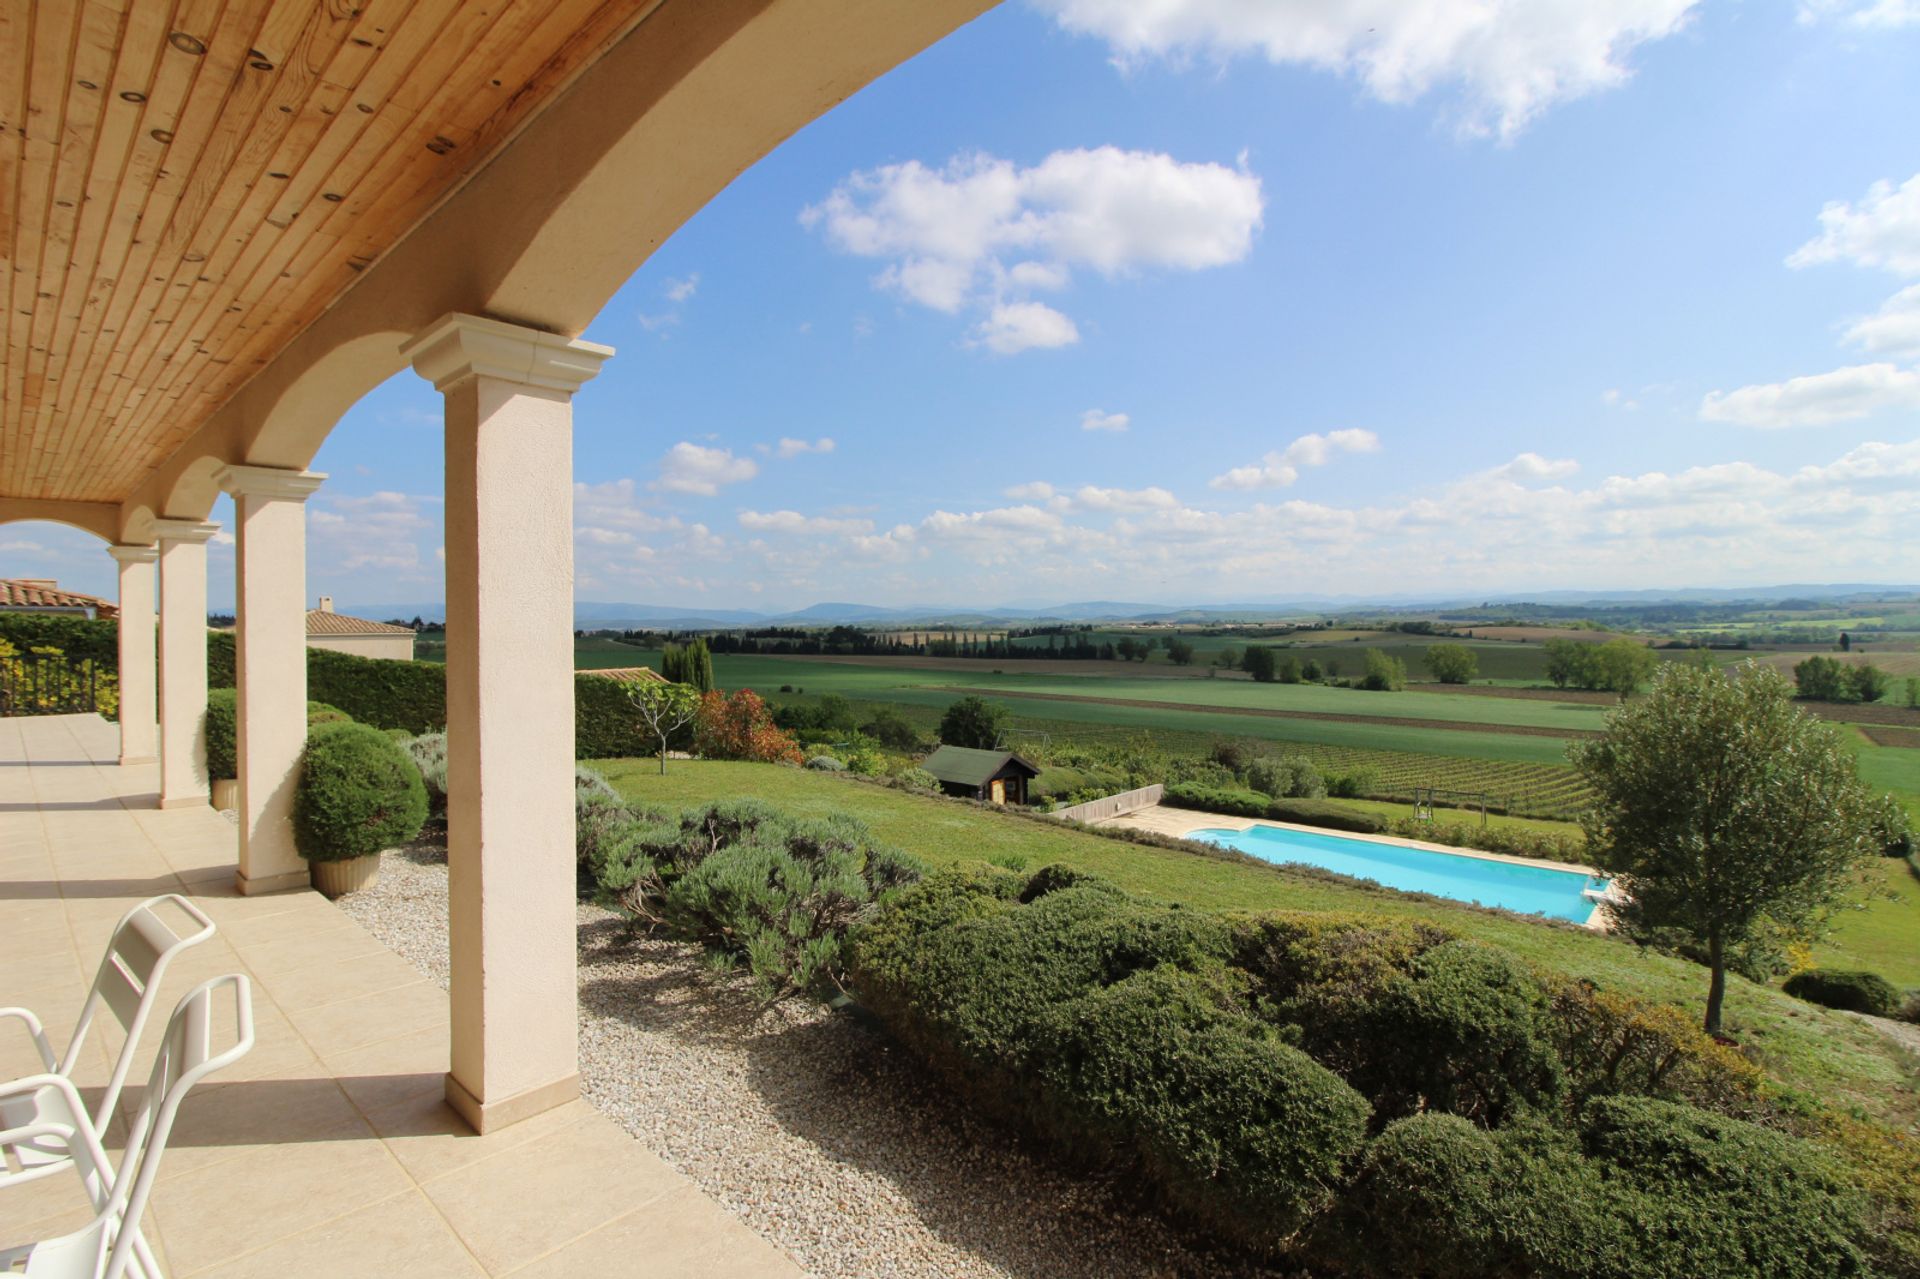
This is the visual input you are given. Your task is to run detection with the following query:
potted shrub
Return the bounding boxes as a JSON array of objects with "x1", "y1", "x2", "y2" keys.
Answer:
[
  {"x1": 293, "y1": 720, "x2": 428, "y2": 898},
  {"x1": 204, "y1": 695, "x2": 354, "y2": 812},
  {"x1": 205, "y1": 689, "x2": 239, "y2": 811}
]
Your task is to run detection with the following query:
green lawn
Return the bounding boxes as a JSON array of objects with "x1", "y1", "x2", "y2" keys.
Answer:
[
  {"x1": 592, "y1": 757, "x2": 1920, "y2": 1129},
  {"x1": 1813, "y1": 858, "x2": 1920, "y2": 988}
]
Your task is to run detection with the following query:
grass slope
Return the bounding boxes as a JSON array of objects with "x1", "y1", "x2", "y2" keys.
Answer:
[{"x1": 593, "y1": 757, "x2": 1920, "y2": 1129}]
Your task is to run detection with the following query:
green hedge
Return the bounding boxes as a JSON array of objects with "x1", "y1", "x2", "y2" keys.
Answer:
[
  {"x1": 209, "y1": 631, "x2": 659, "y2": 755},
  {"x1": 1335, "y1": 1100, "x2": 1868, "y2": 1279},
  {"x1": 1161, "y1": 782, "x2": 1387, "y2": 834},
  {"x1": 1784, "y1": 969, "x2": 1902, "y2": 1018},
  {"x1": 0, "y1": 615, "x2": 118, "y2": 666},
  {"x1": 849, "y1": 865, "x2": 1877, "y2": 1270},
  {"x1": 291, "y1": 721, "x2": 427, "y2": 863}
]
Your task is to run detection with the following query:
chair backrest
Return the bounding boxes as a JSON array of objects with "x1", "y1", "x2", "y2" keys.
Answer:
[
  {"x1": 98, "y1": 975, "x2": 254, "y2": 1279},
  {"x1": 61, "y1": 895, "x2": 216, "y2": 1130}
]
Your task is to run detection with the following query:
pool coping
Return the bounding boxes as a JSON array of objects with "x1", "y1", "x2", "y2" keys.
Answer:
[{"x1": 1100, "y1": 805, "x2": 1620, "y2": 930}]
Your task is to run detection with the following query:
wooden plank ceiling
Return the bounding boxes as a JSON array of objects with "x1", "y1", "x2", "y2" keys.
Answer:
[{"x1": 1, "y1": 0, "x2": 652, "y2": 507}]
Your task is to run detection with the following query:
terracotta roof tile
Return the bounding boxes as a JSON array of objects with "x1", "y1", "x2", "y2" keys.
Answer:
[
  {"x1": 579, "y1": 666, "x2": 668, "y2": 685},
  {"x1": 305, "y1": 610, "x2": 416, "y2": 636},
  {"x1": 0, "y1": 579, "x2": 118, "y2": 618}
]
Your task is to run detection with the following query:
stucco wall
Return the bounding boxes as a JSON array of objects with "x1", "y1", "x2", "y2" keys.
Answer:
[{"x1": 307, "y1": 633, "x2": 416, "y2": 661}]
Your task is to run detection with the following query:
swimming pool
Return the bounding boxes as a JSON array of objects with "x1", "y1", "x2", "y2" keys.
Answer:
[{"x1": 1188, "y1": 823, "x2": 1609, "y2": 924}]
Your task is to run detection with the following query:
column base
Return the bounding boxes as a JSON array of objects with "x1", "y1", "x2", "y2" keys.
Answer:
[
  {"x1": 159, "y1": 793, "x2": 211, "y2": 810},
  {"x1": 117, "y1": 754, "x2": 157, "y2": 767},
  {"x1": 445, "y1": 1070, "x2": 580, "y2": 1135},
  {"x1": 236, "y1": 867, "x2": 312, "y2": 896}
]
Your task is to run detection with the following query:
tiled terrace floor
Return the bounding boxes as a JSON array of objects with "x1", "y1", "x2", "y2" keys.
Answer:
[{"x1": 0, "y1": 714, "x2": 802, "y2": 1277}]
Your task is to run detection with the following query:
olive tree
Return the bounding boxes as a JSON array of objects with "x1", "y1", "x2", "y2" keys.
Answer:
[
  {"x1": 628, "y1": 681, "x2": 700, "y2": 775},
  {"x1": 1571, "y1": 662, "x2": 1882, "y2": 1034}
]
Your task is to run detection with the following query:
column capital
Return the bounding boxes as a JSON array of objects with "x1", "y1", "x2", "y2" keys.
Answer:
[
  {"x1": 400, "y1": 312, "x2": 613, "y2": 395},
  {"x1": 217, "y1": 464, "x2": 327, "y2": 501},
  {"x1": 107, "y1": 544, "x2": 158, "y2": 565},
  {"x1": 152, "y1": 518, "x2": 221, "y2": 545}
]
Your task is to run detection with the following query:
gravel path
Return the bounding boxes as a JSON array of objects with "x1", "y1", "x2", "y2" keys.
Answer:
[{"x1": 339, "y1": 837, "x2": 1278, "y2": 1279}]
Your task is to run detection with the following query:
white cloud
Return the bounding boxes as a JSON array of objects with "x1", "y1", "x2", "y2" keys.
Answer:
[
  {"x1": 1800, "y1": 0, "x2": 1920, "y2": 26},
  {"x1": 737, "y1": 509, "x2": 874, "y2": 535},
  {"x1": 1034, "y1": 0, "x2": 1698, "y2": 141},
  {"x1": 1844, "y1": 284, "x2": 1920, "y2": 358},
  {"x1": 1066, "y1": 484, "x2": 1179, "y2": 512},
  {"x1": 307, "y1": 491, "x2": 439, "y2": 578},
  {"x1": 971, "y1": 301, "x2": 1081, "y2": 354},
  {"x1": 1601, "y1": 388, "x2": 1640, "y2": 411},
  {"x1": 1699, "y1": 363, "x2": 1920, "y2": 428},
  {"x1": 1788, "y1": 173, "x2": 1920, "y2": 277},
  {"x1": 1080, "y1": 408, "x2": 1130, "y2": 432},
  {"x1": 664, "y1": 273, "x2": 699, "y2": 302},
  {"x1": 803, "y1": 146, "x2": 1262, "y2": 351},
  {"x1": 1003, "y1": 481, "x2": 1056, "y2": 501},
  {"x1": 1209, "y1": 428, "x2": 1381, "y2": 490},
  {"x1": 650, "y1": 442, "x2": 760, "y2": 495},
  {"x1": 773, "y1": 437, "x2": 835, "y2": 459},
  {"x1": 1485, "y1": 453, "x2": 1580, "y2": 484}
]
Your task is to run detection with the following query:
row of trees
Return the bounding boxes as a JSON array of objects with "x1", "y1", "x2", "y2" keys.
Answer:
[
  {"x1": 1544, "y1": 637, "x2": 1659, "y2": 697},
  {"x1": 1792, "y1": 655, "x2": 1892, "y2": 704}
]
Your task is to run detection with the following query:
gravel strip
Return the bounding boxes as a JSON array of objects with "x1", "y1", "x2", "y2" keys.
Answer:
[{"x1": 338, "y1": 836, "x2": 1278, "y2": 1279}]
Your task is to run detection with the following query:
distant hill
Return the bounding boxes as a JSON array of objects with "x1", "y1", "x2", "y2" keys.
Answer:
[{"x1": 331, "y1": 584, "x2": 1920, "y2": 632}]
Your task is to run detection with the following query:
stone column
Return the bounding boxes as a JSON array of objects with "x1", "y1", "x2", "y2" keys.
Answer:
[
  {"x1": 153, "y1": 518, "x2": 220, "y2": 810},
  {"x1": 107, "y1": 545, "x2": 159, "y2": 766},
  {"x1": 220, "y1": 465, "x2": 326, "y2": 895},
  {"x1": 401, "y1": 313, "x2": 611, "y2": 1133}
]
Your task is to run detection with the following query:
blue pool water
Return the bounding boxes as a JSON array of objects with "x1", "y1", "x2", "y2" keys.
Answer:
[{"x1": 1189, "y1": 824, "x2": 1608, "y2": 924}]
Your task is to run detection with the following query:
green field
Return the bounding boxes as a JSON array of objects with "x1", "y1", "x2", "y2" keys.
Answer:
[
  {"x1": 591, "y1": 758, "x2": 1920, "y2": 1128},
  {"x1": 588, "y1": 642, "x2": 1916, "y2": 819},
  {"x1": 1813, "y1": 858, "x2": 1920, "y2": 988}
]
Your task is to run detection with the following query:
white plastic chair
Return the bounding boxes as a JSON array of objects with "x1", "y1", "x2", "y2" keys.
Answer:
[
  {"x1": 1, "y1": 894, "x2": 216, "y2": 1169},
  {"x1": 0, "y1": 974, "x2": 254, "y2": 1279}
]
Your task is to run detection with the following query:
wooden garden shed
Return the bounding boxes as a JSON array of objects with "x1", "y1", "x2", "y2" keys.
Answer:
[{"x1": 923, "y1": 744, "x2": 1041, "y2": 805}]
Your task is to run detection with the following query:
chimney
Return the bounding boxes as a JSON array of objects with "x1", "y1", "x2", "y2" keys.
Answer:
[{"x1": 317, "y1": 596, "x2": 334, "y2": 613}]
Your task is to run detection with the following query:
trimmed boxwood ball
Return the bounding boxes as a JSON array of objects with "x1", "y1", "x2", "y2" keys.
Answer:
[
  {"x1": 1783, "y1": 968, "x2": 1902, "y2": 1018},
  {"x1": 206, "y1": 693, "x2": 353, "y2": 781},
  {"x1": 293, "y1": 721, "x2": 427, "y2": 863}
]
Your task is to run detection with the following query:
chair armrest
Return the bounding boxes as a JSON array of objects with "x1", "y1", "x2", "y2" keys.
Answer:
[{"x1": 0, "y1": 1007, "x2": 58, "y2": 1073}]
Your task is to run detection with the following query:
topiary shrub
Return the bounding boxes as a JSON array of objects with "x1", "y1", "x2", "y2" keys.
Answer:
[
  {"x1": 207, "y1": 693, "x2": 354, "y2": 781},
  {"x1": 1035, "y1": 966, "x2": 1370, "y2": 1248},
  {"x1": 292, "y1": 722, "x2": 428, "y2": 863},
  {"x1": 206, "y1": 688, "x2": 238, "y2": 780},
  {"x1": 805, "y1": 754, "x2": 847, "y2": 771},
  {"x1": 1356, "y1": 940, "x2": 1567, "y2": 1126},
  {"x1": 1335, "y1": 1100, "x2": 1870, "y2": 1279},
  {"x1": 1784, "y1": 968, "x2": 1902, "y2": 1018}
]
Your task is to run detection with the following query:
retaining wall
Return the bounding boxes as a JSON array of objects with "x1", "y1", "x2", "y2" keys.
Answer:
[{"x1": 1052, "y1": 783, "x2": 1164, "y2": 825}]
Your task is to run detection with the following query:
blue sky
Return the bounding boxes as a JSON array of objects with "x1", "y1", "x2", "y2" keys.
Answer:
[{"x1": 9, "y1": 0, "x2": 1920, "y2": 613}]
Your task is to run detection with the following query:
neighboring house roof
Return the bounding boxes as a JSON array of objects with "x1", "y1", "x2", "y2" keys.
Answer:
[
  {"x1": 0, "y1": 578, "x2": 118, "y2": 618},
  {"x1": 305, "y1": 610, "x2": 415, "y2": 636},
  {"x1": 580, "y1": 666, "x2": 668, "y2": 685},
  {"x1": 922, "y1": 744, "x2": 1041, "y2": 788}
]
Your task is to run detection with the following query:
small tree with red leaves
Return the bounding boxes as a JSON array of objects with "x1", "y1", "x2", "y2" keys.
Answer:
[{"x1": 694, "y1": 689, "x2": 804, "y2": 765}]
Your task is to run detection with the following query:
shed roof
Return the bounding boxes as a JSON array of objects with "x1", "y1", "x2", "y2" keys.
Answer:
[
  {"x1": 0, "y1": 579, "x2": 118, "y2": 618},
  {"x1": 306, "y1": 611, "x2": 416, "y2": 637},
  {"x1": 922, "y1": 745, "x2": 1041, "y2": 788}
]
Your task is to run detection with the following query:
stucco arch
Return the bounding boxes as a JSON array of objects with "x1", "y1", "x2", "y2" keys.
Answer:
[
  {"x1": 123, "y1": 0, "x2": 994, "y2": 511},
  {"x1": 0, "y1": 500, "x2": 120, "y2": 543},
  {"x1": 119, "y1": 505, "x2": 157, "y2": 546},
  {"x1": 161, "y1": 457, "x2": 229, "y2": 522}
]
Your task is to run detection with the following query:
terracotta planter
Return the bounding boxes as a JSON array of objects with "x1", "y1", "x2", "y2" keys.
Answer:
[
  {"x1": 210, "y1": 778, "x2": 238, "y2": 812},
  {"x1": 309, "y1": 854, "x2": 380, "y2": 900}
]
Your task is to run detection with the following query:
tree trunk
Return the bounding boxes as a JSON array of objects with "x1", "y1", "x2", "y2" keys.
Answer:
[{"x1": 1704, "y1": 934, "x2": 1727, "y2": 1035}]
